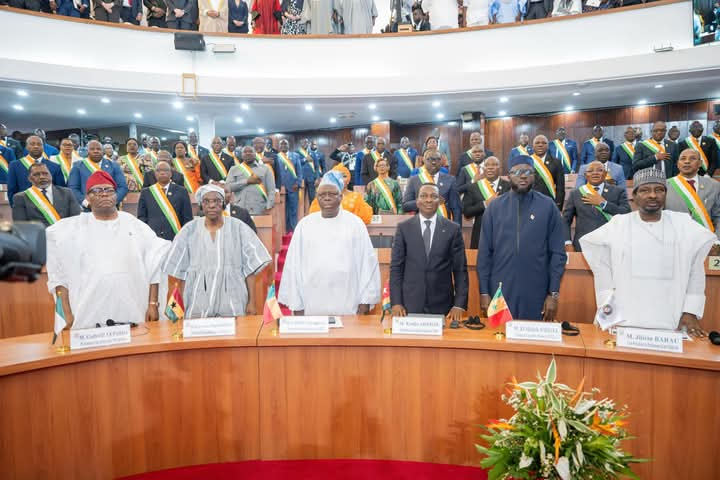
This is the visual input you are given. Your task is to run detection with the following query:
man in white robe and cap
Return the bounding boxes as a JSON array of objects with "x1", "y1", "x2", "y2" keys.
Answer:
[
  {"x1": 47, "y1": 170, "x2": 171, "y2": 330},
  {"x1": 580, "y1": 168, "x2": 717, "y2": 337},
  {"x1": 163, "y1": 184, "x2": 271, "y2": 319},
  {"x1": 279, "y1": 171, "x2": 380, "y2": 315}
]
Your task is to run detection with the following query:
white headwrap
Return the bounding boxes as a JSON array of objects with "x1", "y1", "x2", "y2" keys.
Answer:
[{"x1": 196, "y1": 183, "x2": 225, "y2": 203}]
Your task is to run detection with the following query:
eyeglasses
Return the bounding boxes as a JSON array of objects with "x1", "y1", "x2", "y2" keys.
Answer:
[
  {"x1": 202, "y1": 198, "x2": 223, "y2": 206},
  {"x1": 509, "y1": 169, "x2": 534, "y2": 176},
  {"x1": 88, "y1": 187, "x2": 116, "y2": 195}
]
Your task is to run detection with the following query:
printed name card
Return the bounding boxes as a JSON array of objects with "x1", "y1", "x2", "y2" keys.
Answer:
[
  {"x1": 505, "y1": 321, "x2": 562, "y2": 342},
  {"x1": 183, "y1": 317, "x2": 236, "y2": 338},
  {"x1": 392, "y1": 315, "x2": 443, "y2": 336},
  {"x1": 279, "y1": 316, "x2": 330, "y2": 334},
  {"x1": 70, "y1": 324, "x2": 131, "y2": 350},
  {"x1": 615, "y1": 327, "x2": 683, "y2": 353}
]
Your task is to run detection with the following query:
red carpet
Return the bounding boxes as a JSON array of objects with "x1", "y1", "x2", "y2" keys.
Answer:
[{"x1": 118, "y1": 459, "x2": 486, "y2": 480}]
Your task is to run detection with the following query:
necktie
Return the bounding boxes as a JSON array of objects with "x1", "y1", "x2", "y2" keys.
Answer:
[
  {"x1": 687, "y1": 179, "x2": 696, "y2": 191},
  {"x1": 593, "y1": 186, "x2": 600, "y2": 192},
  {"x1": 41, "y1": 188, "x2": 49, "y2": 201},
  {"x1": 423, "y1": 220, "x2": 432, "y2": 256}
]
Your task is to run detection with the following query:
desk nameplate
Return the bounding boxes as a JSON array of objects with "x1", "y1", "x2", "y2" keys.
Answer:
[
  {"x1": 392, "y1": 315, "x2": 443, "y2": 336},
  {"x1": 183, "y1": 317, "x2": 236, "y2": 338},
  {"x1": 506, "y1": 321, "x2": 562, "y2": 342},
  {"x1": 70, "y1": 324, "x2": 131, "y2": 350},
  {"x1": 279, "y1": 316, "x2": 330, "y2": 334},
  {"x1": 615, "y1": 327, "x2": 683, "y2": 353}
]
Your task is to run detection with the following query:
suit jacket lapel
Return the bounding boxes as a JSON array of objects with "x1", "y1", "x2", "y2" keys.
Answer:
[{"x1": 428, "y1": 216, "x2": 446, "y2": 261}]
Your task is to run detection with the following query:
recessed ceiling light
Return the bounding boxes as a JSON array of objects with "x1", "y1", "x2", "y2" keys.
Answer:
[
  {"x1": 329, "y1": 117, "x2": 337, "y2": 123},
  {"x1": 498, "y1": 110, "x2": 507, "y2": 116},
  {"x1": 368, "y1": 103, "x2": 377, "y2": 110},
  {"x1": 234, "y1": 116, "x2": 243, "y2": 124},
  {"x1": 185, "y1": 115, "x2": 194, "y2": 121},
  {"x1": 304, "y1": 104, "x2": 313, "y2": 111},
  {"x1": 638, "y1": 99, "x2": 648, "y2": 105},
  {"x1": 134, "y1": 112, "x2": 142, "y2": 118},
  {"x1": 572, "y1": 92, "x2": 581, "y2": 96},
  {"x1": 241, "y1": 103, "x2": 250, "y2": 111},
  {"x1": 17, "y1": 90, "x2": 29, "y2": 97},
  {"x1": 76, "y1": 108, "x2": 86, "y2": 115},
  {"x1": 12, "y1": 104, "x2": 24, "y2": 111},
  {"x1": 188, "y1": 127, "x2": 195, "y2": 132},
  {"x1": 258, "y1": 128, "x2": 265, "y2": 134},
  {"x1": 499, "y1": 96, "x2": 509, "y2": 103},
  {"x1": 447, "y1": 121, "x2": 457, "y2": 126},
  {"x1": 564, "y1": 105, "x2": 574, "y2": 111},
  {"x1": 172, "y1": 101, "x2": 183, "y2": 109},
  {"x1": 436, "y1": 113, "x2": 445, "y2": 120},
  {"x1": 654, "y1": 84, "x2": 664, "y2": 89},
  {"x1": 371, "y1": 115, "x2": 380, "y2": 121},
  {"x1": 161, "y1": 137, "x2": 167, "y2": 141},
  {"x1": 101, "y1": 97, "x2": 110, "y2": 104},
  {"x1": 432, "y1": 100, "x2": 441, "y2": 107}
]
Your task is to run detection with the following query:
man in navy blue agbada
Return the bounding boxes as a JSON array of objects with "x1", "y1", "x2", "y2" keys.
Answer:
[
  {"x1": 477, "y1": 155, "x2": 567, "y2": 321},
  {"x1": 7, "y1": 135, "x2": 65, "y2": 206},
  {"x1": 68, "y1": 140, "x2": 128, "y2": 209},
  {"x1": 277, "y1": 139, "x2": 303, "y2": 233}
]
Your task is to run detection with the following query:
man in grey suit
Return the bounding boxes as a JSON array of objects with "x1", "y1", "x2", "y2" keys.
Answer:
[
  {"x1": 12, "y1": 163, "x2": 81, "y2": 227},
  {"x1": 563, "y1": 161, "x2": 631, "y2": 252},
  {"x1": 665, "y1": 149, "x2": 720, "y2": 239},
  {"x1": 632, "y1": 121, "x2": 679, "y2": 178}
]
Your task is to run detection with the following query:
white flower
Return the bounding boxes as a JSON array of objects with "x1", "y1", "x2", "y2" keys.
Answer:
[
  {"x1": 574, "y1": 399, "x2": 595, "y2": 415},
  {"x1": 555, "y1": 456, "x2": 571, "y2": 480},
  {"x1": 519, "y1": 452, "x2": 533, "y2": 469},
  {"x1": 558, "y1": 419, "x2": 567, "y2": 440}
]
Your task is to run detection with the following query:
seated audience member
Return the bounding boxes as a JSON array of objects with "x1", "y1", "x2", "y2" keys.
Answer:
[
  {"x1": 576, "y1": 142, "x2": 626, "y2": 189},
  {"x1": 47, "y1": 171, "x2": 170, "y2": 330},
  {"x1": 228, "y1": 0, "x2": 249, "y2": 32},
  {"x1": 309, "y1": 164, "x2": 373, "y2": 224},
  {"x1": 163, "y1": 184, "x2": 271, "y2": 318},
  {"x1": 143, "y1": 150, "x2": 185, "y2": 187},
  {"x1": 462, "y1": 156, "x2": 510, "y2": 249},
  {"x1": 94, "y1": 0, "x2": 122, "y2": 22},
  {"x1": 411, "y1": 4, "x2": 430, "y2": 30},
  {"x1": 665, "y1": 149, "x2": 720, "y2": 239},
  {"x1": 581, "y1": 168, "x2": 717, "y2": 336},
  {"x1": 390, "y1": 183, "x2": 468, "y2": 323},
  {"x1": 364, "y1": 157, "x2": 403, "y2": 214},
  {"x1": 563, "y1": 160, "x2": 630, "y2": 252},
  {"x1": 137, "y1": 160, "x2": 194, "y2": 241},
  {"x1": 226, "y1": 145, "x2": 276, "y2": 215},
  {"x1": 57, "y1": 0, "x2": 90, "y2": 17},
  {"x1": 145, "y1": 0, "x2": 168, "y2": 26},
  {"x1": 199, "y1": 0, "x2": 228, "y2": 32},
  {"x1": 8, "y1": 135, "x2": 66, "y2": 207},
  {"x1": 403, "y1": 150, "x2": 462, "y2": 225},
  {"x1": 12, "y1": 163, "x2": 81, "y2": 227},
  {"x1": 167, "y1": 0, "x2": 195, "y2": 29},
  {"x1": 279, "y1": 172, "x2": 380, "y2": 315},
  {"x1": 223, "y1": 184, "x2": 256, "y2": 232},
  {"x1": 120, "y1": 0, "x2": 143, "y2": 24}
]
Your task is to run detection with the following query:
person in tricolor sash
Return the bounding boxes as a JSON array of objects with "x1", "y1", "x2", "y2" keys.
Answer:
[
  {"x1": 530, "y1": 135, "x2": 565, "y2": 210},
  {"x1": 47, "y1": 171, "x2": 170, "y2": 330},
  {"x1": 457, "y1": 131, "x2": 494, "y2": 170},
  {"x1": 576, "y1": 142, "x2": 625, "y2": 189},
  {"x1": 226, "y1": 145, "x2": 276, "y2": 215},
  {"x1": 145, "y1": 136, "x2": 162, "y2": 166},
  {"x1": 548, "y1": 127, "x2": 578, "y2": 174},
  {"x1": 143, "y1": 150, "x2": 185, "y2": 187},
  {"x1": 456, "y1": 145, "x2": 485, "y2": 195},
  {"x1": 478, "y1": 154, "x2": 567, "y2": 321},
  {"x1": 278, "y1": 139, "x2": 304, "y2": 232},
  {"x1": 187, "y1": 130, "x2": 209, "y2": 163},
  {"x1": 49, "y1": 138, "x2": 76, "y2": 184},
  {"x1": 668, "y1": 125, "x2": 681, "y2": 146},
  {"x1": 610, "y1": 126, "x2": 637, "y2": 180},
  {"x1": 253, "y1": 136, "x2": 281, "y2": 192},
  {"x1": 462, "y1": 156, "x2": 510, "y2": 249},
  {"x1": 29, "y1": 129, "x2": 59, "y2": 158},
  {"x1": 309, "y1": 140, "x2": 326, "y2": 175},
  {"x1": 562, "y1": 161, "x2": 630, "y2": 252},
  {"x1": 507, "y1": 132, "x2": 533, "y2": 165},
  {"x1": 665, "y1": 149, "x2": 720, "y2": 239},
  {"x1": 632, "y1": 121, "x2": 678, "y2": 178},
  {"x1": 712, "y1": 120, "x2": 720, "y2": 166},
  {"x1": 678, "y1": 121, "x2": 717, "y2": 177},
  {"x1": 171, "y1": 142, "x2": 203, "y2": 196},
  {"x1": 137, "y1": 161, "x2": 194, "y2": 241},
  {"x1": 415, "y1": 136, "x2": 450, "y2": 174},
  {"x1": 0, "y1": 141, "x2": 15, "y2": 186},
  {"x1": 309, "y1": 164, "x2": 373, "y2": 224},
  {"x1": 360, "y1": 137, "x2": 395, "y2": 186},
  {"x1": 68, "y1": 140, "x2": 128, "y2": 209},
  {"x1": 353, "y1": 135, "x2": 375, "y2": 186},
  {"x1": 119, "y1": 138, "x2": 154, "y2": 192},
  {"x1": 223, "y1": 136, "x2": 241, "y2": 167},
  {"x1": 11, "y1": 163, "x2": 81, "y2": 227},
  {"x1": 297, "y1": 138, "x2": 320, "y2": 204},
  {"x1": 364, "y1": 157, "x2": 403, "y2": 215},
  {"x1": 581, "y1": 168, "x2": 717, "y2": 335},
  {"x1": 403, "y1": 150, "x2": 462, "y2": 225},
  {"x1": 580, "y1": 125, "x2": 615, "y2": 167},
  {"x1": 164, "y1": 184, "x2": 271, "y2": 318},
  {"x1": 7, "y1": 135, "x2": 66, "y2": 207},
  {"x1": 200, "y1": 136, "x2": 235, "y2": 184},
  {"x1": 394, "y1": 136, "x2": 418, "y2": 179}
]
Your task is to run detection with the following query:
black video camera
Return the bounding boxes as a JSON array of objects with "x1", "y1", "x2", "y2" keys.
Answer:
[{"x1": 0, "y1": 221, "x2": 46, "y2": 282}]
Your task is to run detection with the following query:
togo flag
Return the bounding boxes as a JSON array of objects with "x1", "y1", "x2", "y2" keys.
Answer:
[{"x1": 52, "y1": 295, "x2": 67, "y2": 345}]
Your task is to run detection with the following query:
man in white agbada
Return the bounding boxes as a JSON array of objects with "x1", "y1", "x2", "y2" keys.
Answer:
[
  {"x1": 47, "y1": 171, "x2": 170, "y2": 330},
  {"x1": 163, "y1": 184, "x2": 271, "y2": 319},
  {"x1": 580, "y1": 168, "x2": 716, "y2": 337},
  {"x1": 279, "y1": 171, "x2": 380, "y2": 315},
  {"x1": 335, "y1": 0, "x2": 377, "y2": 34},
  {"x1": 423, "y1": 0, "x2": 461, "y2": 30}
]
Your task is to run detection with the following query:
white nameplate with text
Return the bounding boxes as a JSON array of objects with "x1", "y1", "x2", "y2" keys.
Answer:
[
  {"x1": 371, "y1": 215, "x2": 383, "y2": 224},
  {"x1": 392, "y1": 315, "x2": 443, "y2": 336},
  {"x1": 708, "y1": 256, "x2": 720, "y2": 271},
  {"x1": 183, "y1": 317, "x2": 236, "y2": 338},
  {"x1": 615, "y1": 327, "x2": 683, "y2": 353},
  {"x1": 506, "y1": 321, "x2": 562, "y2": 342},
  {"x1": 70, "y1": 325, "x2": 131, "y2": 350},
  {"x1": 279, "y1": 316, "x2": 330, "y2": 334}
]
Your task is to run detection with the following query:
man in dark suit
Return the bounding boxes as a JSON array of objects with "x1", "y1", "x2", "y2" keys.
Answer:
[
  {"x1": 580, "y1": 125, "x2": 615, "y2": 167},
  {"x1": 200, "y1": 136, "x2": 235, "y2": 184},
  {"x1": 94, "y1": 0, "x2": 122, "y2": 22},
  {"x1": 411, "y1": 4, "x2": 430, "y2": 30},
  {"x1": 360, "y1": 137, "x2": 396, "y2": 185},
  {"x1": 390, "y1": 183, "x2": 468, "y2": 324},
  {"x1": 166, "y1": 0, "x2": 194, "y2": 29},
  {"x1": 456, "y1": 145, "x2": 485, "y2": 195},
  {"x1": 562, "y1": 161, "x2": 631, "y2": 252},
  {"x1": 12, "y1": 163, "x2": 81, "y2": 227},
  {"x1": 120, "y1": 0, "x2": 143, "y2": 24},
  {"x1": 0, "y1": 124, "x2": 24, "y2": 161},
  {"x1": 677, "y1": 120, "x2": 717, "y2": 177},
  {"x1": 525, "y1": 0, "x2": 553, "y2": 19},
  {"x1": 611, "y1": 126, "x2": 637, "y2": 181},
  {"x1": 530, "y1": 135, "x2": 565, "y2": 210},
  {"x1": 462, "y1": 156, "x2": 511, "y2": 249},
  {"x1": 144, "y1": 0, "x2": 167, "y2": 27},
  {"x1": 224, "y1": 185, "x2": 256, "y2": 233},
  {"x1": 143, "y1": 151, "x2": 185, "y2": 187},
  {"x1": 402, "y1": 150, "x2": 462, "y2": 225},
  {"x1": 7, "y1": 135, "x2": 66, "y2": 206},
  {"x1": 632, "y1": 121, "x2": 678, "y2": 178},
  {"x1": 137, "y1": 161, "x2": 193, "y2": 241},
  {"x1": 457, "y1": 131, "x2": 494, "y2": 170}
]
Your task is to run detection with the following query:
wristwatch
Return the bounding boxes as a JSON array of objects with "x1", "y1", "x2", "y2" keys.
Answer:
[{"x1": 549, "y1": 292, "x2": 560, "y2": 300}]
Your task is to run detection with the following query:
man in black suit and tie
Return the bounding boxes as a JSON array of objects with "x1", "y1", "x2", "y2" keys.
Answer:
[
  {"x1": 137, "y1": 161, "x2": 194, "y2": 241},
  {"x1": 143, "y1": 151, "x2": 185, "y2": 187},
  {"x1": 611, "y1": 126, "x2": 638, "y2": 181},
  {"x1": 390, "y1": 183, "x2": 468, "y2": 324},
  {"x1": 223, "y1": 184, "x2": 257, "y2": 233},
  {"x1": 0, "y1": 123, "x2": 24, "y2": 161},
  {"x1": 632, "y1": 121, "x2": 678, "y2": 178},
  {"x1": 677, "y1": 120, "x2": 718, "y2": 177},
  {"x1": 530, "y1": 135, "x2": 565, "y2": 210},
  {"x1": 200, "y1": 136, "x2": 235, "y2": 185},
  {"x1": 462, "y1": 156, "x2": 511, "y2": 249},
  {"x1": 12, "y1": 163, "x2": 81, "y2": 227},
  {"x1": 402, "y1": 150, "x2": 462, "y2": 224},
  {"x1": 562, "y1": 161, "x2": 631, "y2": 252}
]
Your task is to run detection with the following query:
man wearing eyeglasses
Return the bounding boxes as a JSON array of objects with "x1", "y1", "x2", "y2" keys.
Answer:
[
  {"x1": 46, "y1": 171, "x2": 171, "y2": 330},
  {"x1": 477, "y1": 155, "x2": 567, "y2": 322},
  {"x1": 68, "y1": 139, "x2": 128, "y2": 210}
]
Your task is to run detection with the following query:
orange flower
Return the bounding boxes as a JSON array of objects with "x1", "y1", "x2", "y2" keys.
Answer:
[
  {"x1": 551, "y1": 420, "x2": 561, "y2": 463},
  {"x1": 590, "y1": 411, "x2": 622, "y2": 436},
  {"x1": 487, "y1": 420, "x2": 514, "y2": 430},
  {"x1": 569, "y1": 377, "x2": 585, "y2": 406}
]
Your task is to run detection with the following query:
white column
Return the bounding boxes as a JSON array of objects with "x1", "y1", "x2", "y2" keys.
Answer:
[
  {"x1": 128, "y1": 123, "x2": 138, "y2": 139},
  {"x1": 197, "y1": 114, "x2": 216, "y2": 148}
]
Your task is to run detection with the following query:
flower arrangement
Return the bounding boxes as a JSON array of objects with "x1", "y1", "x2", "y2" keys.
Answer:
[{"x1": 477, "y1": 359, "x2": 645, "y2": 480}]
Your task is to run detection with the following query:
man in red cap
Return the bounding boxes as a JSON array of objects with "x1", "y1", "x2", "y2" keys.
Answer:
[{"x1": 46, "y1": 170, "x2": 171, "y2": 330}]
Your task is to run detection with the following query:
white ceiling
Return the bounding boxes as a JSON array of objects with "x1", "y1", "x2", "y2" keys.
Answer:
[{"x1": 1, "y1": 69, "x2": 719, "y2": 137}]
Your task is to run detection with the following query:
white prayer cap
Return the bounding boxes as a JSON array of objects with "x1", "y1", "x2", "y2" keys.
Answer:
[
  {"x1": 196, "y1": 183, "x2": 225, "y2": 203},
  {"x1": 632, "y1": 168, "x2": 666, "y2": 191},
  {"x1": 319, "y1": 171, "x2": 344, "y2": 193}
]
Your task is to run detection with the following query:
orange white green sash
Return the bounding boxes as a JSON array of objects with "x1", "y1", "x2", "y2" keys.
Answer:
[
  {"x1": 464, "y1": 163, "x2": 480, "y2": 179},
  {"x1": 172, "y1": 158, "x2": 199, "y2": 195},
  {"x1": 83, "y1": 158, "x2": 101, "y2": 173},
  {"x1": 476, "y1": 178, "x2": 496, "y2": 201},
  {"x1": 437, "y1": 204, "x2": 448, "y2": 218},
  {"x1": 515, "y1": 145, "x2": 530, "y2": 156},
  {"x1": 188, "y1": 144, "x2": 200, "y2": 161},
  {"x1": 553, "y1": 140, "x2": 572, "y2": 173},
  {"x1": 620, "y1": 141, "x2": 635, "y2": 159},
  {"x1": 278, "y1": 152, "x2": 297, "y2": 178},
  {"x1": 223, "y1": 148, "x2": 241, "y2": 167},
  {"x1": 0, "y1": 153, "x2": 9, "y2": 174},
  {"x1": 122, "y1": 154, "x2": 143, "y2": 188},
  {"x1": 148, "y1": 150, "x2": 159, "y2": 165},
  {"x1": 579, "y1": 185, "x2": 611, "y2": 222},
  {"x1": 0, "y1": 139, "x2": 6, "y2": 147},
  {"x1": 370, "y1": 150, "x2": 381, "y2": 165},
  {"x1": 713, "y1": 133, "x2": 720, "y2": 150},
  {"x1": 72, "y1": 150, "x2": 81, "y2": 161},
  {"x1": 417, "y1": 167, "x2": 434, "y2": 184},
  {"x1": 398, "y1": 149, "x2": 413, "y2": 172},
  {"x1": 531, "y1": 154, "x2": 556, "y2": 198},
  {"x1": 685, "y1": 137, "x2": 709, "y2": 172},
  {"x1": 589, "y1": 138, "x2": 600, "y2": 147},
  {"x1": 19, "y1": 155, "x2": 35, "y2": 170},
  {"x1": 254, "y1": 151, "x2": 264, "y2": 164},
  {"x1": 209, "y1": 151, "x2": 228, "y2": 179},
  {"x1": 299, "y1": 148, "x2": 315, "y2": 172},
  {"x1": 24, "y1": 186, "x2": 60, "y2": 225},
  {"x1": 238, "y1": 162, "x2": 268, "y2": 200},
  {"x1": 372, "y1": 177, "x2": 397, "y2": 213},
  {"x1": 51, "y1": 154, "x2": 73, "y2": 181},
  {"x1": 667, "y1": 176, "x2": 714, "y2": 232},
  {"x1": 149, "y1": 184, "x2": 181, "y2": 234},
  {"x1": 642, "y1": 139, "x2": 665, "y2": 155}
]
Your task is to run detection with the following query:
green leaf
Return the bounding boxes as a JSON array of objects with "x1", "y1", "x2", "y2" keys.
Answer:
[{"x1": 546, "y1": 358, "x2": 557, "y2": 384}]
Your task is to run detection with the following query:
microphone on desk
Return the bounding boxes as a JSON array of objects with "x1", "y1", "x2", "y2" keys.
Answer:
[
  {"x1": 106, "y1": 319, "x2": 138, "y2": 329},
  {"x1": 561, "y1": 321, "x2": 580, "y2": 336},
  {"x1": 709, "y1": 331, "x2": 720, "y2": 346}
]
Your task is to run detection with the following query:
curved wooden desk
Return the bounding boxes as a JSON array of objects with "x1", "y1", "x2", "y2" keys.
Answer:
[{"x1": 0, "y1": 316, "x2": 718, "y2": 479}]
